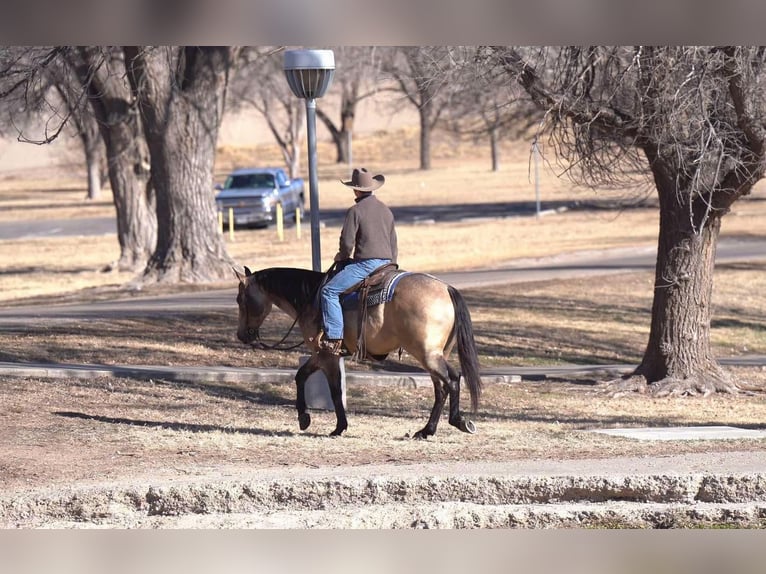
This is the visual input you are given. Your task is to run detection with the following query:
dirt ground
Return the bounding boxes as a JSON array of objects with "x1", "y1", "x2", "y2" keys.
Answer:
[
  {"x1": 3, "y1": 367, "x2": 766, "y2": 493},
  {"x1": 3, "y1": 361, "x2": 766, "y2": 527},
  {"x1": 3, "y1": 263, "x2": 766, "y2": 527}
]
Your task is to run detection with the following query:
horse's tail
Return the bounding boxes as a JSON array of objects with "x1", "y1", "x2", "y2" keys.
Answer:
[{"x1": 448, "y1": 285, "x2": 482, "y2": 413}]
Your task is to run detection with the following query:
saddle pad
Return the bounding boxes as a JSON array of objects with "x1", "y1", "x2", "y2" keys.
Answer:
[{"x1": 341, "y1": 271, "x2": 411, "y2": 310}]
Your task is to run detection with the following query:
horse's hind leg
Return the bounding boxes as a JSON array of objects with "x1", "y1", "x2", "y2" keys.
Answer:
[
  {"x1": 445, "y1": 363, "x2": 476, "y2": 434},
  {"x1": 413, "y1": 355, "x2": 450, "y2": 439}
]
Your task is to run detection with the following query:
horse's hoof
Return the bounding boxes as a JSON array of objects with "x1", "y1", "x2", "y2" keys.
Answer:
[
  {"x1": 459, "y1": 419, "x2": 476, "y2": 434},
  {"x1": 329, "y1": 427, "x2": 346, "y2": 437},
  {"x1": 412, "y1": 430, "x2": 429, "y2": 440},
  {"x1": 298, "y1": 413, "x2": 311, "y2": 431}
]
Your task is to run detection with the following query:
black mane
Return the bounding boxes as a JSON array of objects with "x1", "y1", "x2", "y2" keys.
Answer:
[{"x1": 253, "y1": 267, "x2": 325, "y2": 313}]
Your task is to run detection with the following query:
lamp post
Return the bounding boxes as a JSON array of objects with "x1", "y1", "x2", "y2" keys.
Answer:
[{"x1": 284, "y1": 49, "x2": 335, "y2": 272}]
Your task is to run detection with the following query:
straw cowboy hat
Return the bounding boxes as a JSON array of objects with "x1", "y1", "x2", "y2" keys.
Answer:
[{"x1": 340, "y1": 167, "x2": 385, "y2": 192}]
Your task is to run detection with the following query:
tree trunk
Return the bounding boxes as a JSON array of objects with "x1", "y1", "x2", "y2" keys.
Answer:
[
  {"x1": 489, "y1": 127, "x2": 500, "y2": 172},
  {"x1": 124, "y1": 46, "x2": 235, "y2": 284},
  {"x1": 79, "y1": 112, "x2": 103, "y2": 200},
  {"x1": 76, "y1": 47, "x2": 156, "y2": 271},
  {"x1": 632, "y1": 150, "x2": 735, "y2": 396},
  {"x1": 338, "y1": 95, "x2": 355, "y2": 165},
  {"x1": 419, "y1": 99, "x2": 432, "y2": 170},
  {"x1": 316, "y1": 105, "x2": 352, "y2": 164},
  {"x1": 85, "y1": 150, "x2": 102, "y2": 200},
  {"x1": 107, "y1": 139, "x2": 156, "y2": 271},
  {"x1": 102, "y1": 110, "x2": 156, "y2": 272}
]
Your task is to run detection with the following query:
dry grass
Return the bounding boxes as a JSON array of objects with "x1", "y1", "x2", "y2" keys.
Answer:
[
  {"x1": 3, "y1": 368, "x2": 766, "y2": 492},
  {"x1": 3, "y1": 128, "x2": 766, "y2": 304}
]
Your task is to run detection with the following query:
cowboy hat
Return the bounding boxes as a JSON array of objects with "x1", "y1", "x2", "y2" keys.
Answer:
[{"x1": 340, "y1": 167, "x2": 385, "y2": 192}]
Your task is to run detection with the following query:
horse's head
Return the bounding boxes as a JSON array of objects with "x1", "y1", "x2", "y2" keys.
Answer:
[{"x1": 235, "y1": 266, "x2": 273, "y2": 345}]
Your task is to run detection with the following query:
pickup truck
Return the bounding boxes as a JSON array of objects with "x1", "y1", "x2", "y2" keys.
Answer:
[{"x1": 215, "y1": 167, "x2": 305, "y2": 228}]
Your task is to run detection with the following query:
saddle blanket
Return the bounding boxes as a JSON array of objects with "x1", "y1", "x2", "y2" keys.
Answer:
[{"x1": 341, "y1": 270, "x2": 412, "y2": 310}]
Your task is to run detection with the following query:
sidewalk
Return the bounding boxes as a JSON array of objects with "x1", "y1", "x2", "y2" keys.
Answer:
[{"x1": 1, "y1": 355, "x2": 765, "y2": 386}]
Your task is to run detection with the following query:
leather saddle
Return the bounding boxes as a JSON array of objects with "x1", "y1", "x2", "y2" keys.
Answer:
[
  {"x1": 337, "y1": 262, "x2": 406, "y2": 361},
  {"x1": 339, "y1": 262, "x2": 403, "y2": 309}
]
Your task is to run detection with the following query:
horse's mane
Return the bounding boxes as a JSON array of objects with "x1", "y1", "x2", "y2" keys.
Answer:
[{"x1": 253, "y1": 267, "x2": 324, "y2": 313}]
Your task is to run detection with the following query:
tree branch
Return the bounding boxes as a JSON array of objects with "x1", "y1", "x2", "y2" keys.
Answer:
[{"x1": 492, "y1": 46, "x2": 638, "y2": 139}]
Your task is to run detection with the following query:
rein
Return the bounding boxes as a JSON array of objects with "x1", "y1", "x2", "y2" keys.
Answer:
[{"x1": 251, "y1": 313, "x2": 304, "y2": 351}]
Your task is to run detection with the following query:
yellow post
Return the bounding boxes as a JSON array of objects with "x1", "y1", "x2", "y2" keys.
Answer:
[
  {"x1": 218, "y1": 210, "x2": 223, "y2": 234},
  {"x1": 276, "y1": 203, "x2": 284, "y2": 241},
  {"x1": 296, "y1": 208, "x2": 301, "y2": 239},
  {"x1": 228, "y1": 207, "x2": 235, "y2": 241}
]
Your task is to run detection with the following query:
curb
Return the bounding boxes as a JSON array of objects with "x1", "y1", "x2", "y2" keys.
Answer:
[
  {"x1": 0, "y1": 360, "x2": 636, "y2": 388},
  {"x1": 0, "y1": 359, "x2": 762, "y2": 387},
  {"x1": 4, "y1": 469, "x2": 766, "y2": 528}
]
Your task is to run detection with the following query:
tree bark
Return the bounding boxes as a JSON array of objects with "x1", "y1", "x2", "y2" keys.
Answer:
[
  {"x1": 632, "y1": 148, "x2": 734, "y2": 395},
  {"x1": 124, "y1": 46, "x2": 235, "y2": 284}
]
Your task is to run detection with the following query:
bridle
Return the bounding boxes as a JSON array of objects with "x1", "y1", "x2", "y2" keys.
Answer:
[
  {"x1": 240, "y1": 279, "x2": 307, "y2": 352},
  {"x1": 241, "y1": 265, "x2": 334, "y2": 352}
]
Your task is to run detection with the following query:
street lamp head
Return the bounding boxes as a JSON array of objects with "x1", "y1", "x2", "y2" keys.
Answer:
[{"x1": 283, "y1": 49, "x2": 335, "y2": 100}]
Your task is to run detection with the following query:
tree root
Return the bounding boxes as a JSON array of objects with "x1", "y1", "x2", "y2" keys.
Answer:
[{"x1": 604, "y1": 370, "x2": 742, "y2": 397}]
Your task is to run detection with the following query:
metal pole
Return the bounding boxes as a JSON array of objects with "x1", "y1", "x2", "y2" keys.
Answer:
[
  {"x1": 347, "y1": 129, "x2": 352, "y2": 178},
  {"x1": 533, "y1": 141, "x2": 541, "y2": 218},
  {"x1": 306, "y1": 99, "x2": 321, "y2": 271}
]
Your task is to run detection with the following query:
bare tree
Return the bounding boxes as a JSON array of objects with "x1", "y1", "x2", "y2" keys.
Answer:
[
  {"x1": 382, "y1": 46, "x2": 457, "y2": 170},
  {"x1": 0, "y1": 47, "x2": 70, "y2": 142},
  {"x1": 40, "y1": 52, "x2": 107, "y2": 200},
  {"x1": 123, "y1": 46, "x2": 237, "y2": 284},
  {"x1": 444, "y1": 47, "x2": 541, "y2": 171},
  {"x1": 71, "y1": 47, "x2": 157, "y2": 271},
  {"x1": 0, "y1": 47, "x2": 157, "y2": 271},
  {"x1": 1, "y1": 46, "x2": 237, "y2": 281},
  {"x1": 227, "y1": 47, "x2": 304, "y2": 179},
  {"x1": 491, "y1": 46, "x2": 766, "y2": 395},
  {"x1": 316, "y1": 46, "x2": 386, "y2": 165}
]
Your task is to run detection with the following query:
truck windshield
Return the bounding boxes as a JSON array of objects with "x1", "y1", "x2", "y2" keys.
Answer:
[{"x1": 225, "y1": 173, "x2": 275, "y2": 189}]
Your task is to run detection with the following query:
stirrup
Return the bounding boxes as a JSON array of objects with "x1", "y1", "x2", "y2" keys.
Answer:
[
  {"x1": 312, "y1": 330, "x2": 344, "y2": 355},
  {"x1": 319, "y1": 338, "x2": 343, "y2": 355}
]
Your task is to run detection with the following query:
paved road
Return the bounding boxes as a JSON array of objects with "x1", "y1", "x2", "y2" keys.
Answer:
[
  {"x1": 0, "y1": 236, "x2": 764, "y2": 320},
  {"x1": 0, "y1": 198, "x2": 633, "y2": 240}
]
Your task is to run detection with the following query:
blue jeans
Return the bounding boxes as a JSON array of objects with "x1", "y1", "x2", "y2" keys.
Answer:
[{"x1": 320, "y1": 258, "x2": 391, "y2": 339}]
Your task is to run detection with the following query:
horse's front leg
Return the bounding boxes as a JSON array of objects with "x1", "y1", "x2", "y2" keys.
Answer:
[
  {"x1": 319, "y1": 353, "x2": 348, "y2": 437},
  {"x1": 295, "y1": 355, "x2": 320, "y2": 431}
]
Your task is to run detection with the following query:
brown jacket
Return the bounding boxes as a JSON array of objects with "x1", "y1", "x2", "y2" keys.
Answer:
[{"x1": 337, "y1": 194, "x2": 398, "y2": 262}]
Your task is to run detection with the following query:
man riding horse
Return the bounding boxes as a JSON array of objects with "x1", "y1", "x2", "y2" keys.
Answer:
[
  {"x1": 316, "y1": 167, "x2": 398, "y2": 355},
  {"x1": 235, "y1": 167, "x2": 481, "y2": 437}
]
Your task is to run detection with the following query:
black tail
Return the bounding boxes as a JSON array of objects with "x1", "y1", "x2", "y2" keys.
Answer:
[{"x1": 448, "y1": 286, "x2": 482, "y2": 413}]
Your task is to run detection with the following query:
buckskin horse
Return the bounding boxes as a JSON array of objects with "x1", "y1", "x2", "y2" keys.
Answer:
[{"x1": 235, "y1": 265, "x2": 482, "y2": 438}]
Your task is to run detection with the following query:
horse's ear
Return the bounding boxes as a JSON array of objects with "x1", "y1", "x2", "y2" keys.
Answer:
[
  {"x1": 244, "y1": 266, "x2": 253, "y2": 277},
  {"x1": 233, "y1": 266, "x2": 245, "y2": 284}
]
